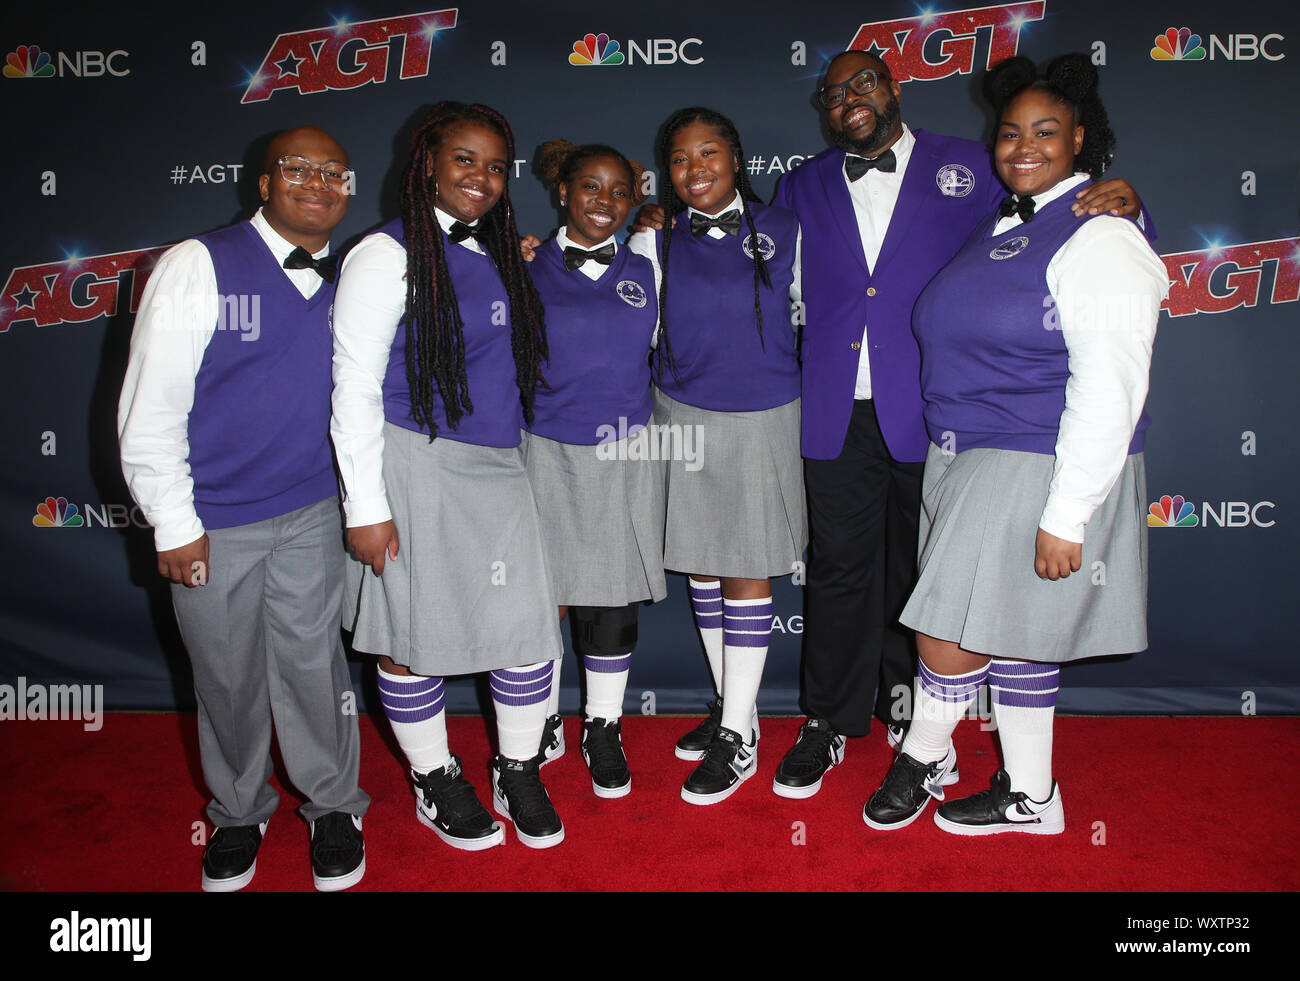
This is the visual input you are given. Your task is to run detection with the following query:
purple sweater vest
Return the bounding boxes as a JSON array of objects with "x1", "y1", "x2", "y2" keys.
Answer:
[
  {"x1": 377, "y1": 218, "x2": 522, "y2": 448},
  {"x1": 526, "y1": 238, "x2": 657, "y2": 445},
  {"x1": 187, "y1": 221, "x2": 337, "y2": 530},
  {"x1": 912, "y1": 187, "x2": 1149, "y2": 455},
  {"x1": 651, "y1": 201, "x2": 800, "y2": 412}
]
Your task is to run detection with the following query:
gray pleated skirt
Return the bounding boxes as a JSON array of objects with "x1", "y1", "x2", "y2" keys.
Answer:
[
  {"x1": 344, "y1": 422, "x2": 563, "y2": 675},
  {"x1": 521, "y1": 427, "x2": 668, "y2": 607},
  {"x1": 900, "y1": 444, "x2": 1148, "y2": 662},
  {"x1": 652, "y1": 388, "x2": 807, "y2": 579}
]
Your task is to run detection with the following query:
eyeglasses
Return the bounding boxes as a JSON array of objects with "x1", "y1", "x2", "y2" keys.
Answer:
[
  {"x1": 276, "y1": 155, "x2": 352, "y2": 189},
  {"x1": 818, "y1": 68, "x2": 892, "y2": 110}
]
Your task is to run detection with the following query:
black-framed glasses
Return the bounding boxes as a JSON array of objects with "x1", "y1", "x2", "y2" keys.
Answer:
[
  {"x1": 818, "y1": 68, "x2": 892, "y2": 109},
  {"x1": 276, "y1": 155, "x2": 352, "y2": 189}
]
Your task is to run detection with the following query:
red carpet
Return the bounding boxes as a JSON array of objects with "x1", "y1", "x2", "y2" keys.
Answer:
[{"x1": 1, "y1": 714, "x2": 1295, "y2": 891}]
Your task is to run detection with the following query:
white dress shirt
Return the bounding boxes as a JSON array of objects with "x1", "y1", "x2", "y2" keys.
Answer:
[
  {"x1": 997, "y1": 173, "x2": 1168, "y2": 543},
  {"x1": 330, "y1": 207, "x2": 485, "y2": 528},
  {"x1": 844, "y1": 122, "x2": 916, "y2": 400},
  {"x1": 117, "y1": 209, "x2": 330, "y2": 551}
]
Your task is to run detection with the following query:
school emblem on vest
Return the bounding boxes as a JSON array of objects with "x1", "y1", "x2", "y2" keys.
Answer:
[
  {"x1": 741, "y1": 232, "x2": 776, "y2": 261},
  {"x1": 936, "y1": 164, "x2": 975, "y2": 198},
  {"x1": 616, "y1": 280, "x2": 647, "y2": 308},
  {"x1": 989, "y1": 236, "x2": 1029, "y2": 260}
]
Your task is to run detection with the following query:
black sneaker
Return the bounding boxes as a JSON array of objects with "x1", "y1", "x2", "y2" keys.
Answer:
[
  {"x1": 773, "y1": 718, "x2": 845, "y2": 799},
  {"x1": 413, "y1": 756, "x2": 505, "y2": 851},
  {"x1": 862, "y1": 745, "x2": 957, "y2": 831},
  {"x1": 681, "y1": 726, "x2": 757, "y2": 805},
  {"x1": 582, "y1": 717, "x2": 631, "y2": 799},
  {"x1": 491, "y1": 756, "x2": 565, "y2": 849},
  {"x1": 933, "y1": 768, "x2": 1064, "y2": 836},
  {"x1": 200, "y1": 820, "x2": 267, "y2": 892},
  {"x1": 888, "y1": 724, "x2": 960, "y2": 787},
  {"x1": 309, "y1": 812, "x2": 365, "y2": 892},
  {"x1": 674, "y1": 698, "x2": 760, "y2": 761},
  {"x1": 537, "y1": 713, "x2": 565, "y2": 768}
]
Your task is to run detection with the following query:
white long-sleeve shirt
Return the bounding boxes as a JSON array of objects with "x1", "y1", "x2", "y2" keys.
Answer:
[{"x1": 117, "y1": 209, "x2": 330, "y2": 551}]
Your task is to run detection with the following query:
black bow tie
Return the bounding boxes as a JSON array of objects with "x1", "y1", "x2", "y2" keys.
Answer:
[
  {"x1": 844, "y1": 149, "x2": 897, "y2": 182},
  {"x1": 447, "y1": 220, "x2": 485, "y2": 244},
  {"x1": 283, "y1": 247, "x2": 338, "y2": 283},
  {"x1": 999, "y1": 195, "x2": 1037, "y2": 223},
  {"x1": 690, "y1": 209, "x2": 742, "y2": 237},
  {"x1": 563, "y1": 243, "x2": 616, "y2": 270}
]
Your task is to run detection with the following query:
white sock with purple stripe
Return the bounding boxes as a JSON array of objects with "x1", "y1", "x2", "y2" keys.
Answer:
[
  {"x1": 989, "y1": 659, "x2": 1059, "y2": 801},
  {"x1": 491, "y1": 661, "x2": 555, "y2": 761},
  {"x1": 584, "y1": 653, "x2": 631, "y2": 721},
  {"x1": 900, "y1": 661, "x2": 989, "y2": 765},
  {"x1": 689, "y1": 578, "x2": 724, "y2": 693},
  {"x1": 719, "y1": 596, "x2": 772, "y2": 741},
  {"x1": 377, "y1": 667, "x2": 450, "y2": 774}
]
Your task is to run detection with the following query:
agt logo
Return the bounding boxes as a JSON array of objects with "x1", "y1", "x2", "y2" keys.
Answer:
[
  {"x1": 1149, "y1": 494, "x2": 1275, "y2": 529},
  {"x1": 241, "y1": 8, "x2": 459, "y2": 104},
  {"x1": 1159, "y1": 238, "x2": 1298, "y2": 318},
  {"x1": 846, "y1": 1, "x2": 1044, "y2": 82},
  {"x1": 4, "y1": 44, "x2": 129, "y2": 78},
  {"x1": 1150, "y1": 26, "x2": 1284, "y2": 62},
  {"x1": 33, "y1": 497, "x2": 150, "y2": 529},
  {"x1": 1, "y1": 246, "x2": 167, "y2": 334},
  {"x1": 567, "y1": 31, "x2": 702, "y2": 66}
]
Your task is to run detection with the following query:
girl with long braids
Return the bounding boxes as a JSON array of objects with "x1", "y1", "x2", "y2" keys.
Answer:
[
  {"x1": 522, "y1": 140, "x2": 666, "y2": 799},
  {"x1": 863, "y1": 55, "x2": 1166, "y2": 835},
  {"x1": 332, "y1": 101, "x2": 566, "y2": 849},
  {"x1": 627, "y1": 107, "x2": 806, "y2": 805}
]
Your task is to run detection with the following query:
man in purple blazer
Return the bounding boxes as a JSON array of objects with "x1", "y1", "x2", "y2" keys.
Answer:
[{"x1": 769, "y1": 50, "x2": 1142, "y2": 800}]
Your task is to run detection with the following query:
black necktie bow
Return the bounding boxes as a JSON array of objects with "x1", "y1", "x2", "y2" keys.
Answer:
[
  {"x1": 283, "y1": 247, "x2": 338, "y2": 283},
  {"x1": 690, "y1": 209, "x2": 742, "y2": 237},
  {"x1": 844, "y1": 149, "x2": 897, "y2": 182},
  {"x1": 563, "y1": 243, "x2": 616, "y2": 270},
  {"x1": 999, "y1": 195, "x2": 1037, "y2": 223},
  {"x1": 447, "y1": 220, "x2": 485, "y2": 244}
]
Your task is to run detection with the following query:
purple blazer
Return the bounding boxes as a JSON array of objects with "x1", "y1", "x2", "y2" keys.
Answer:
[{"x1": 773, "y1": 129, "x2": 1003, "y2": 462}]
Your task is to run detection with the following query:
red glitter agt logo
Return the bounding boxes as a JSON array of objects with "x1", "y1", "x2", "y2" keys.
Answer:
[
  {"x1": 240, "y1": 8, "x2": 459, "y2": 104},
  {"x1": 1160, "y1": 238, "x2": 1299, "y2": 318},
  {"x1": 0, "y1": 247, "x2": 166, "y2": 334},
  {"x1": 846, "y1": 2, "x2": 1046, "y2": 82}
]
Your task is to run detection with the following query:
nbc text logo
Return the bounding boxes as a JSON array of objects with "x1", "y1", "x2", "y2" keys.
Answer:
[
  {"x1": 1150, "y1": 26, "x2": 1284, "y2": 62},
  {"x1": 1149, "y1": 494, "x2": 1275, "y2": 529},
  {"x1": 845, "y1": 1, "x2": 1045, "y2": 82},
  {"x1": 1159, "y1": 238, "x2": 1298, "y2": 318},
  {"x1": 32, "y1": 496, "x2": 151, "y2": 530},
  {"x1": 34, "y1": 497, "x2": 83, "y2": 528},
  {"x1": 241, "y1": 8, "x2": 459, "y2": 103},
  {"x1": 1, "y1": 246, "x2": 166, "y2": 334},
  {"x1": 566, "y1": 31, "x2": 702, "y2": 66},
  {"x1": 4, "y1": 43, "x2": 129, "y2": 77}
]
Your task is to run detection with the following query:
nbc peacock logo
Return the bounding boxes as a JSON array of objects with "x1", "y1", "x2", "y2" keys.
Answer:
[
  {"x1": 4, "y1": 44, "x2": 55, "y2": 77},
  {"x1": 569, "y1": 32, "x2": 624, "y2": 66},
  {"x1": 1148, "y1": 494, "x2": 1198, "y2": 528},
  {"x1": 33, "y1": 496, "x2": 84, "y2": 528},
  {"x1": 1150, "y1": 27, "x2": 1206, "y2": 61}
]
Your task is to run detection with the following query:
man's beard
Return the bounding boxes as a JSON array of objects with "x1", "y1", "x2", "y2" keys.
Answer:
[{"x1": 829, "y1": 94, "x2": 902, "y2": 158}]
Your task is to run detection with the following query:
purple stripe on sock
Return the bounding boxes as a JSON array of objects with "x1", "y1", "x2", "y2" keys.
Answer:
[
  {"x1": 724, "y1": 632, "x2": 771, "y2": 648},
  {"x1": 584, "y1": 654, "x2": 632, "y2": 674},
  {"x1": 377, "y1": 675, "x2": 441, "y2": 698},
  {"x1": 489, "y1": 673, "x2": 552, "y2": 706},
  {"x1": 379, "y1": 687, "x2": 445, "y2": 710},
  {"x1": 689, "y1": 581, "x2": 722, "y2": 598},
  {"x1": 990, "y1": 685, "x2": 1058, "y2": 708},
  {"x1": 690, "y1": 583, "x2": 724, "y2": 630},
  {"x1": 918, "y1": 661, "x2": 989, "y2": 703},
  {"x1": 490, "y1": 668, "x2": 554, "y2": 696},
  {"x1": 380, "y1": 686, "x2": 445, "y2": 724},
  {"x1": 492, "y1": 662, "x2": 555, "y2": 685},
  {"x1": 987, "y1": 660, "x2": 1053, "y2": 677},
  {"x1": 695, "y1": 615, "x2": 724, "y2": 630}
]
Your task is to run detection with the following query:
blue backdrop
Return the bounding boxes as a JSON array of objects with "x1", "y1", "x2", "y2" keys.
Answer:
[{"x1": 1, "y1": 0, "x2": 1296, "y2": 717}]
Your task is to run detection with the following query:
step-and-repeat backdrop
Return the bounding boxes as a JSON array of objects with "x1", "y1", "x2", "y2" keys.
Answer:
[{"x1": 2, "y1": 1, "x2": 1295, "y2": 717}]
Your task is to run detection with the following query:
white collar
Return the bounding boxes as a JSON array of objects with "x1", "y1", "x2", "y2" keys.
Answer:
[
  {"x1": 434, "y1": 206, "x2": 485, "y2": 254},
  {"x1": 1014, "y1": 171, "x2": 1091, "y2": 209},
  {"x1": 844, "y1": 122, "x2": 915, "y2": 174},
  {"x1": 251, "y1": 207, "x2": 329, "y2": 260},
  {"x1": 687, "y1": 189, "x2": 744, "y2": 220},
  {"x1": 556, "y1": 225, "x2": 617, "y2": 254}
]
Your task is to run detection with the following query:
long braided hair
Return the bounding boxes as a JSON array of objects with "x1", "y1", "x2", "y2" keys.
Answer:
[
  {"x1": 399, "y1": 101, "x2": 548, "y2": 437},
  {"x1": 654, "y1": 107, "x2": 771, "y2": 382}
]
